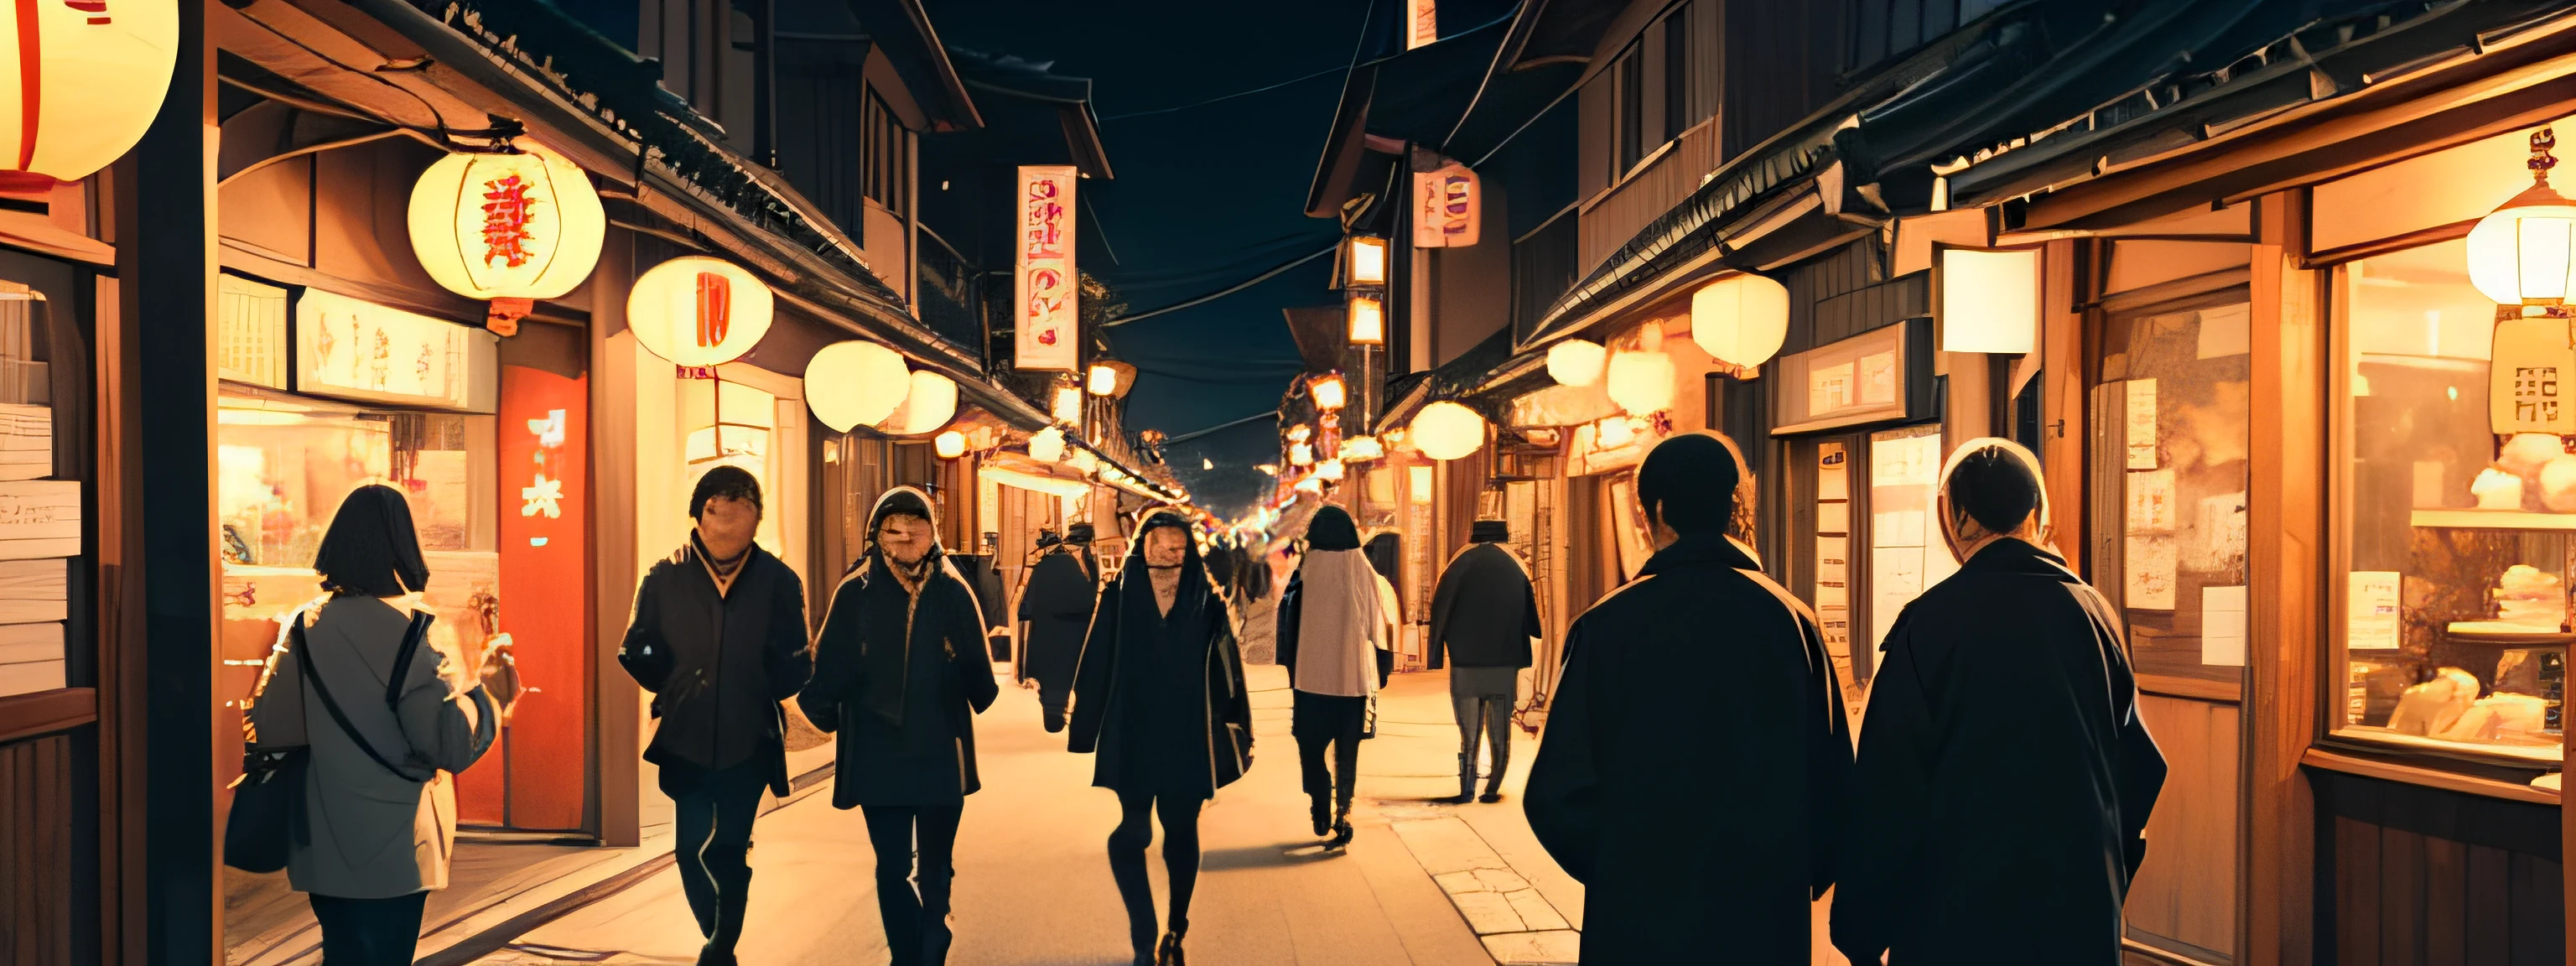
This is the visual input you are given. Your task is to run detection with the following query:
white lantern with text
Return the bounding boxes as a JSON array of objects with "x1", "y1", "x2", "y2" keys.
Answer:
[
  {"x1": 0, "y1": 3, "x2": 179, "y2": 183},
  {"x1": 802, "y1": 340, "x2": 911, "y2": 432},
  {"x1": 408, "y1": 143, "x2": 606, "y2": 309},
  {"x1": 1545, "y1": 339, "x2": 1606, "y2": 387},
  {"x1": 1939, "y1": 247, "x2": 2040, "y2": 353},
  {"x1": 1605, "y1": 350, "x2": 1676, "y2": 414},
  {"x1": 1410, "y1": 401, "x2": 1486, "y2": 460},
  {"x1": 628, "y1": 257, "x2": 773, "y2": 366},
  {"x1": 879, "y1": 371, "x2": 958, "y2": 436},
  {"x1": 1690, "y1": 274, "x2": 1790, "y2": 367},
  {"x1": 2468, "y1": 128, "x2": 2576, "y2": 307}
]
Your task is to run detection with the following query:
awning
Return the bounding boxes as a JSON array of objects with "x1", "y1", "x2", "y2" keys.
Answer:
[{"x1": 979, "y1": 457, "x2": 1094, "y2": 500}]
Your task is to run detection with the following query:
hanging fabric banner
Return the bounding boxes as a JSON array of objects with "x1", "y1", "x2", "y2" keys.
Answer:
[
  {"x1": 1413, "y1": 161, "x2": 1480, "y2": 248},
  {"x1": 1015, "y1": 165, "x2": 1080, "y2": 371}
]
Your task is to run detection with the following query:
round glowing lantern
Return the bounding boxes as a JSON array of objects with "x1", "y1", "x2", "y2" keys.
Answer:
[
  {"x1": 933, "y1": 430, "x2": 967, "y2": 460},
  {"x1": 1067, "y1": 447, "x2": 1099, "y2": 475},
  {"x1": 802, "y1": 341, "x2": 911, "y2": 432},
  {"x1": 1410, "y1": 401, "x2": 1487, "y2": 460},
  {"x1": 1546, "y1": 339, "x2": 1606, "y2": 387},
  {"x1": 407, "y1": 142, "x2": 605, "y2": 304},
  {"x1": 2468, "y1": 127, "x2": 2576, "y2": 306},
  {"x1": 1606, "y1": 350, "x2": 1676, "y2": 414},
  {"x1": 1027, "y1": 427, "x2": 1066, "y2": 463},
  {"x1": 1690, "y1": 273, "x2": 1790, "y2": 367},
  {"x1": 0, "y1": 4, "x2": 179, "y2": 182},
  {"x1": 879, "y1": 371, "x2": 958, "y2": 436},
  {"x1": 628, "y1": 257, "x2": 774, "y2": 366}
]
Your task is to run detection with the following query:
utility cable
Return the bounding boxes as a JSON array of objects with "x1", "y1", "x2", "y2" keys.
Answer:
[
  {"x1": 1100, "y1": 244, "x2": 1335, "y2": 328},
  {"x1": 1097, "y1": 64, "x2": 1352, "y2": 122},
  {"x1": 1161, "y1": 409, "x2": 1282, "y2": 445}
]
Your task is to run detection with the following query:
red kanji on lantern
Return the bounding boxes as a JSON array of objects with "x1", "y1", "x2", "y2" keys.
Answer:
[
  {"x1": 480, "y1": 174, "x2": 537, "y2": 268},
  {"x1": 694, "y1": 271, "x2": 730, "y2": 348},
  {"x1": 65, "y1": 1, "x2": 109, "y2": 25}
]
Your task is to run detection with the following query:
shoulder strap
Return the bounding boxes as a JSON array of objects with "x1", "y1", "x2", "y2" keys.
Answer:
[
  {"x1": 384, "y1": 610, "x2": 434, "y2": 708},
  {"x1": 297, "y1": 615, "x2": 431, "y2": 783}
]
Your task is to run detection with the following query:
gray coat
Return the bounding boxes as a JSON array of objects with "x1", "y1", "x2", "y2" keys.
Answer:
[{"x1": 247, "y1": 596, "x2": 497, "y2": 899}]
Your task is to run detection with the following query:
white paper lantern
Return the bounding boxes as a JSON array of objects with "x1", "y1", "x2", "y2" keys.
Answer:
[
  {"x1": 1052, "y1": 385, "x2": 1083, "y2": 424},
  {"x1": 0, "y1": 3, "x2": 178, "y2": 181},
  {"x1": 1546, "y1": 339, "x2": 1606, "y2": 387},
  {"x1": 1605, "y1": 350, "x2": 1676, "y2": 414},
  {"x1": 1027, "y1": 426, "x2": 1066, "y2": 462},
  {"x1": 1337, "y1": 435, "x2": 1384, "y2": 461},
  {"x1": 802, "y1": 341, "x2": 910, "y2": 432},
  {"x1": 1690, "y1": 274, "x2": 1790, "y2": 367},
  {"x1": 934, "y1": 430, "x2": 967, "y2": 460},
  {"x1": 408, "y1": 142, "x2": 605, "y2": 302},
  {"x1": 1289, "y1": 442, "x2": 1315, "y2": 466},
  {"x1": 2469, "y1": 132, "x2": 2576, "y2": 306},
  {"x1": 879, "y1": 371, "x2": 958, "y2": 435},
  {"x1": 1315, "y1": 459, "x2": 1346, "y2": 481},
  {"x1": 628, "y1": 257, "x2": 774, "y2": 366},
  {"x1": 1067, "y1": 447, "x2": 1098, "y2": 474},
  {"x1": 1410, "y1": 401, "x2": 1486, "y2": 460}
]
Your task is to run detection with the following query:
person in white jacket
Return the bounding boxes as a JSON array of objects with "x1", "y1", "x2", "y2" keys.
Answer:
[{"x1": 1274, "y1": 506, "x2": 1386, "y2": 848}]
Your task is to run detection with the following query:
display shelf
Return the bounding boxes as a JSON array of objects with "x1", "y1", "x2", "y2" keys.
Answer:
[
  {"x1": 2331, "y1": 726, "x2": 2564, "y2": 766},
  {"x1": 2410, "y1": 509, "x2": 2576, "y2": 530}
]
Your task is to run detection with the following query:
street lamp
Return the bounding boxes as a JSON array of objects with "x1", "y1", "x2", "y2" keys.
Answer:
[
  {"x1": 1347, "y1": 293, "x2": 1384, "y2": 345},
  {"x1": 1311, "y1": 373, "x2": 1348, "y2": 410},
  {"x1": 1347, "y1": 235, "x2": 1389, "y2": 287}
]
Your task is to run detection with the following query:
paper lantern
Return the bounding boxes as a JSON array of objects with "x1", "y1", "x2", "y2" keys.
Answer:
[
  {"x1": 0, "y1": 4, "x2": 178, "y2": 182},
  {"x1": 1290, "y1": 442, "x2": 1315, "y2": 466},
  {"x1": 1311, "y1": 374, "x2": 1348, "y2": 410},
  {"x1": 628, "y1": 257, "x2": 774, "y2": 366},
  {"x1": 802, "y1": 341, "x2": 910, "y2": 432},
  {"x1": 1315, "y1": 459, "x2": 1346, "y2": 481},
  {"x1": 1067, "y1": 447, "x2": 1098, "y2": 474},
  {"x1": 1410, "y1": 401, "x2": 1487, "y2": 460},
  {"x1": 934, "y1": 430, "x2": 967, "y2": 459},
  {"x1": 880, "y1": 371, "x2": 958, "y2": 435},
  {"x1": 1348, "y1": 293, "x2": 1384, "y2": 345},
  {"x1": 1348, "y1": 236, "x2": 1388, "y2": 287},
  {"x1": 2468, "y1": 128, "x2": 2576, "y2": 306},
  {"x1": 1295, "y1": 475, "x2": 1324, "y2": 495},
  {"x1": 1606, "y1": 350, "x2": 1676, "y2": 414},
  {"x1": 1088, "y1": 364, "x2": 1117, "y2": 395},
  {"x1": 1597, "y1": 415, "x2": 1633, "y2": 448},
  {"x1": 1338, "y1": 435, "x2": 1384, "y2": 461},
  {"x1": 408, "y1": 143, "x2": 605, "y2": 303},
  {"x1": 1286, "y1": 423, "x2": 1312, "y2": 443},
  {"x1": 1052, "y1": 385, "x2": 1083, "y2": 425},
  {"x1": 1939, "y1": 248, "x2": 2039, "y2": 353},
  {"x1": 1027, "y1": 426, "x2": 1066, "y2": 462},
  {"x1": 1690, "y1": 274, "x2": 1790, "y2": 367},
  {"x1": 1546, "y1": 339, "x2": 1606, "y2": 387}
]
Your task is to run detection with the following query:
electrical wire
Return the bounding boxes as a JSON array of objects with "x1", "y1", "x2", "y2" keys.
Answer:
[
  {"x1": 1096, "y1": 63, "x2": 1353, "y2": 122},
  {"x1": 1160, "y1": 409, "x2": 1282, "y2": 445},
  {"x1": 236, "y1": 8, "x2": 503, "y2": 149},
  {"x1": 1100, "y1": 243, "x2": 1335, "y2": 328}
]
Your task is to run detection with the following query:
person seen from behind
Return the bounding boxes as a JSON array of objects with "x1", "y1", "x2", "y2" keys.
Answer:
[
  {"x1": 1275, "y1": 506, "x2": 1389, "y2": 849},
  {"x1": 1016, "y1": 522, "x2": 1098, "y2": 733},
  {"x1": 1426, "y1": 519, "x2": 1540, "y2": 804}
]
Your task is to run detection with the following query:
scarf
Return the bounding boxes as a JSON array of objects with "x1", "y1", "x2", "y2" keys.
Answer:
[{"x1": 1292, "y1": 548, "x2": 1384, "y2": 698}]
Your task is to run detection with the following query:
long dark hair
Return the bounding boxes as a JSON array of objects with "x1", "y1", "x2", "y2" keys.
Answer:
[
  {"x1": 314, "y1": 484, "x2": 431, "y2": 597},
  {"x1": 1364, "y1": 532, "x2": 1401, "y2": 612}
]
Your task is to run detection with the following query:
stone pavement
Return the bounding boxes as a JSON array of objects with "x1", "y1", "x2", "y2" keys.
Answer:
[{"x1": 444, "y1": 665, "x2": 1578, "y2": 965}]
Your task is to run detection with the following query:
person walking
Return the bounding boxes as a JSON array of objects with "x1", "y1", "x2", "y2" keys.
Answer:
[
  {"x1": 798, "y1": 486, "x2": 1000, "y2": 966},
  {"x1": 1016, "y1": 522, "x2": 1098, "y2": 733},
  {"x1": 615, "y1": 466, "x2": 813, "y2": 966},
  {"x1": 1068, "y1": 510, "x2": 1254, "y2": 966},
  {"x1": 1275, "y1": 506, "x2": 1388, "y2": 848},
  {"x1": 1831, "y1": 439, "x2": 2167, "y2": 966},
  {"x1": 246, "y1": 485, "x2": 499, "y2": 966},
  {"x1": 1524, "y1": 434, "x2": 1852, "y2": 963},
  {"x1": 1427, "y1": 520, "x2": 1540, "y2": 804}
]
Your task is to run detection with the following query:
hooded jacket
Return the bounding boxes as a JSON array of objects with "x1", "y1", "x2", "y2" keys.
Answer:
[
  {"x1": 1067, "y1": 510, "x2": 1254, "y2": 798},
  {"x1": 797, "y1": 486, "x2": 1000, "y2": 808},
  {"x1": 617, "y1": 532, "x2": 811, "y2": 797}
]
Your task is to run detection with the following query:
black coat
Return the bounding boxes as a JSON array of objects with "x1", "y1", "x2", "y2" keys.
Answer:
[
  {"x1": 1017, "y1": 550, "x2": 1097, "y2": 687},
  {"x1": 1831, "y1": 538, "x2": 2166, "y2": 966},
  {"x1": 616, "y1": 539, "x2": 812, "y2": 797},
  {"x1": 1523, "y1": 534, "x2": 1851, "y2": 963},
  {"x1": 1427, "y1": 543, "x2": 1540, "y2": 670},
  {"x1": 1067, "y1": 515, "x2": 1253, "y2": 799}
]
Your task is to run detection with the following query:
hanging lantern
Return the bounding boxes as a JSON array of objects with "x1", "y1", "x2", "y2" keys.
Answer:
[
  {"x1": 1348, "y1": 293, "x2": 1384, "y2": 345},
  {"x1": 1286, "y1": 423, "x2": 1313, "y2": 443},
  {"x1": 1546, "y1": 339, "x2": 1607, "y2": 387},
  {"x1": 933, "y1": 430, "x2": 967, "y2": 459},
  {"x1": 1606, "y1": 350, "x2": 1676, "y2": 414},
  {"x1": 1596, "y1": 415, "x2": 1634, "y2": 448},
  {"x1": 879, "y1": 371, "x2": 958, "y2": 435},
  {"x1": 0, "y1": 5, "x2": 179, "y2": 183},
  {"x1": 1311, "y1": 373, "x2": 1348, "y2": 410},
  {"x1": 1052, "y1": 384, "x2": 1083, "y2": 425},
  {"x1": 1088, "y1": 363, "x2": 1118, "y2": 396},
  {"x1": 1347, "y1": 235, "x2": 1389, "y2": 287},
  {"x1": 802, "y1": 341, "x2": 911, "y2": 432},
  {"x1": 1295, "y1": 475, "x2": 1325, "y2": 496},
  {"x1": 407, "y1": 141, "x2": 607, "y2": 324},
  {"x1": 1290, "y1": 442, "x2": 1316, "y2": 466},
  {"x1": 1067, "y1": 447, "x2": 1099, "y2": 474},
  {"x1": 2468, "y1": 127, "x2": 2576, "y2": 307},
  {"x1": 1338, "y1": 435, "x2": 1384, "y2": 461},
  {"x1": 628, "y1": 257, "x2": 774, "y2": 366},
  {"x1": 1410, "y1": 401, "x2": 1487, "y2": 460},
  {"x1": 1315, "y1": 459, "x2": 1347, "y2": 481},
  {"x1": 1690, "y1": 273, "x2": 1790, "y2": 367},
  {"x1": 1028, "y1": 426, "x2": 1067, "y2": 462}
]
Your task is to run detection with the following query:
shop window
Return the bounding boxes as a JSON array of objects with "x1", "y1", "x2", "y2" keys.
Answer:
[
  {"x1": 863, "y1": 90, "x2": 908, "y2": 215},
  {"x1": 2088, "y1": 284, "x2": 2252, "y2": 692},
  {"x1": 2330, "y1": 237, "x2": 2564, "y2": 766},
  {"x1": 1613, "y1": 44, "x2": 1644, "y2": 176}
]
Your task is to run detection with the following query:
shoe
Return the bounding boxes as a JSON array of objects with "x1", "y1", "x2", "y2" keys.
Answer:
[
  {"x1": 695, "y1": 944, "x2": 738, "y2": 966},
  {"x1": 1310, "y1": 799, "x2": 1332, "y2": 837},
  {"x1": 1328, "y1": 818, "x2": 1354, "y2": 849},
  {"x1": 1156, "y1": 930, "x2": 1187, "y2": 965},
  {"x1": 1478, "y1": 791, "x2": 1504, "y2": 803}
]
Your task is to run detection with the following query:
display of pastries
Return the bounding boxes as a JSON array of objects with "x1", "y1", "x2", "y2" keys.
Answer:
[
  {"x1": 2387, "y1": 667, "x2": 2483, "y2": 737},
  {"x1": 2491, "y1": 564, "x2": 2569, "y2": 629}
]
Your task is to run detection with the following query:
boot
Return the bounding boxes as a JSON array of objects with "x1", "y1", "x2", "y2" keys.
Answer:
[
  {"x1": 919, "y1": 870, "x2": 955, "y2": 966},
  {"x1": 1156, "y1": 929, "x2": 1188, "y2": 965},
  {"x1": 1309, "y1": 794, "x2": 1332, "y2": 838},
  {"x1": 702, "y1": 866, "x2": 751, "y2": 963},
  {"x1": 1479, "y1": 772, "x2": 1506, "y2": 803},
  {"x1": 1327, "y1": 803, "x2": 1355, "y2": 849},
  {"x1": 1446, "y1": 753, "x2": 1476, "y2": 804}
]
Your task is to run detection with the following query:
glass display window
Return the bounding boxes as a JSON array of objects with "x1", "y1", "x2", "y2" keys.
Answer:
[
  {"x1": 2329, "y1": 237, "x2": 2565, "y2": 766},
  {"x1": 2088, "y1": 283, "x2": 2254, "y2": 692}
]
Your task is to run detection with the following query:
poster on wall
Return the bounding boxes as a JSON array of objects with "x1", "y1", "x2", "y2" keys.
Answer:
[
  {"x1": 2347, "y1": 570, "x2": 2402, "y2": 650},
  {"x1": 1014, "y1": 165, "x2": 1079, "y2": 371},
  {"x1": 1413, "y1": 161, "x2": 1480, "y2": 248}
]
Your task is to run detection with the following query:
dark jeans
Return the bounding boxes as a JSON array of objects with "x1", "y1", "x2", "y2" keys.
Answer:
[
  {"x1": 863, "y1": 802, "x2": 966, "y2": 965},
  {"x1": 668, "y1": 757, "x2": 771, "y2": 956},
  {"x1": 1296, "y1": 728, "x2": 1362, "y2": 816},
  {"x1": 1039, "y1": 680, "x2": 1071, "y2": 734},
  {"x1": 1451, "y1": 672, "x2": 1517, "y2": 794},
  {"x1": 1107, "y1": 789, "x2": 1202, "y2": 957},
  {"x1": 309, "y1": 891, "x2": 428, "y2": 966}
]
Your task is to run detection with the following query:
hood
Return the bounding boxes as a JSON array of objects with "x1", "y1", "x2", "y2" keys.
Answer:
[
  {"x1": 864, "y1": 485, "x2": 945, "y2": 563},
  {"x1": 1120, "y1": 506, "x2": 1204, "y2": 576}
]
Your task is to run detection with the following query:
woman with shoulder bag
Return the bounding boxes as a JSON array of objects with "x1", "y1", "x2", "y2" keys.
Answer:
[{"x1": 242, "y1": 485, "x2": 499, "y2": 965}]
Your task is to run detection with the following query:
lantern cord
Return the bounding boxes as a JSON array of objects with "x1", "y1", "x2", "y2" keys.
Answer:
[{"x1": 1100, "y1": 244, "x2": 1334, "y2": 328}]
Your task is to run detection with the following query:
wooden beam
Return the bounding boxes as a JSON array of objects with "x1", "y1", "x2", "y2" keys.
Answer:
[
  {"x1": 0, "y1": 688, "x2": 95, "y2": 745},
  {"x1": 2244, "y1": 190, "x2": 2320, "y2": 966}
]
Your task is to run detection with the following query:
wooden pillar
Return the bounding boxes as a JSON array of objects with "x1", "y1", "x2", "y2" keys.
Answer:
[
  {"x1": 123, "y1": 2, "x2": 216, "y2": 961},
  {"x1": 2244, "y1": 190, "x2": 2320, "y2": 966},
  {"x1": 2039, "y1": 239, "x2": 2085, "y2": 571},
  {"x1": 589, "y1": 229, "x2": 640, "y2": 848}
]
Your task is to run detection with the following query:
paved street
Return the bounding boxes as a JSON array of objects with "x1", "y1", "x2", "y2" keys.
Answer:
[{"x1": 462, "y1": 666, "x2": 1580, "y2": 965}]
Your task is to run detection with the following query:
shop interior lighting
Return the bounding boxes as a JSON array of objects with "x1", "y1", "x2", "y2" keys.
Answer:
[{"x1": 1315, "y1": 459, "x2": 1346, "y2": 481}]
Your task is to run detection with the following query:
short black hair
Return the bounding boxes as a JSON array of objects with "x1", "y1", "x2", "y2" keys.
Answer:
[
  {"x1": 1945, "y1": 442, "x2": 2043, "y2": 534},
  {"x1": 314, "y1": 484, "x2": 431, "y2": 597},
  {"x1": 1306, "y1": 506, "x2": 1362, "y2": 551},
  {"x1": 1635, "y1": 434, "x2": 1744, "y2": 538},
  {"x1": 691, "y1": 465, "x2": 762, "y2": 520}
]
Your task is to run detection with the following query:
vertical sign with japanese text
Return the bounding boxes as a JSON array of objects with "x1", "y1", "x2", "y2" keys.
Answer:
[
  {"x1": 1015, "y1": 165, "x2": 1079, "y2": 371},
  {"x1": 1408, "y1": 0, "x2": 1438, "y2": 49},
  {"x1": 1412, "y1": 161, "x2": 1479, "y2": 247}
]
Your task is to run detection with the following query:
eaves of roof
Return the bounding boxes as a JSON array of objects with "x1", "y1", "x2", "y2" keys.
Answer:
[{"x1": 847, "y1": 0, "x2": 984, "y2": 131}]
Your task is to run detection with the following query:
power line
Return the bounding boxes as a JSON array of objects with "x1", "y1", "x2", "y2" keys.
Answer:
[
  {"x1": 1161, "y1": 409, "x2": 1282, "y2": 445},
  {"x1": 1100, "y1": 244, "x2": 1335, "y2": 328},
  {"x1": 1097, "y1": 64, "x2": 1351, "y2": 122}
]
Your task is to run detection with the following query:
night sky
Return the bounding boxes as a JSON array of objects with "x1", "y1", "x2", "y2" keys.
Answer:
[{"x1": 928, "y1": 0, "x2": 1375, "y2": 517}]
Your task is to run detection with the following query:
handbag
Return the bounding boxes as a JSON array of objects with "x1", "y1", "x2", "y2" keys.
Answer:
[{"x1": 221, "y1": 609, "x2": 434, "y2": 873}]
